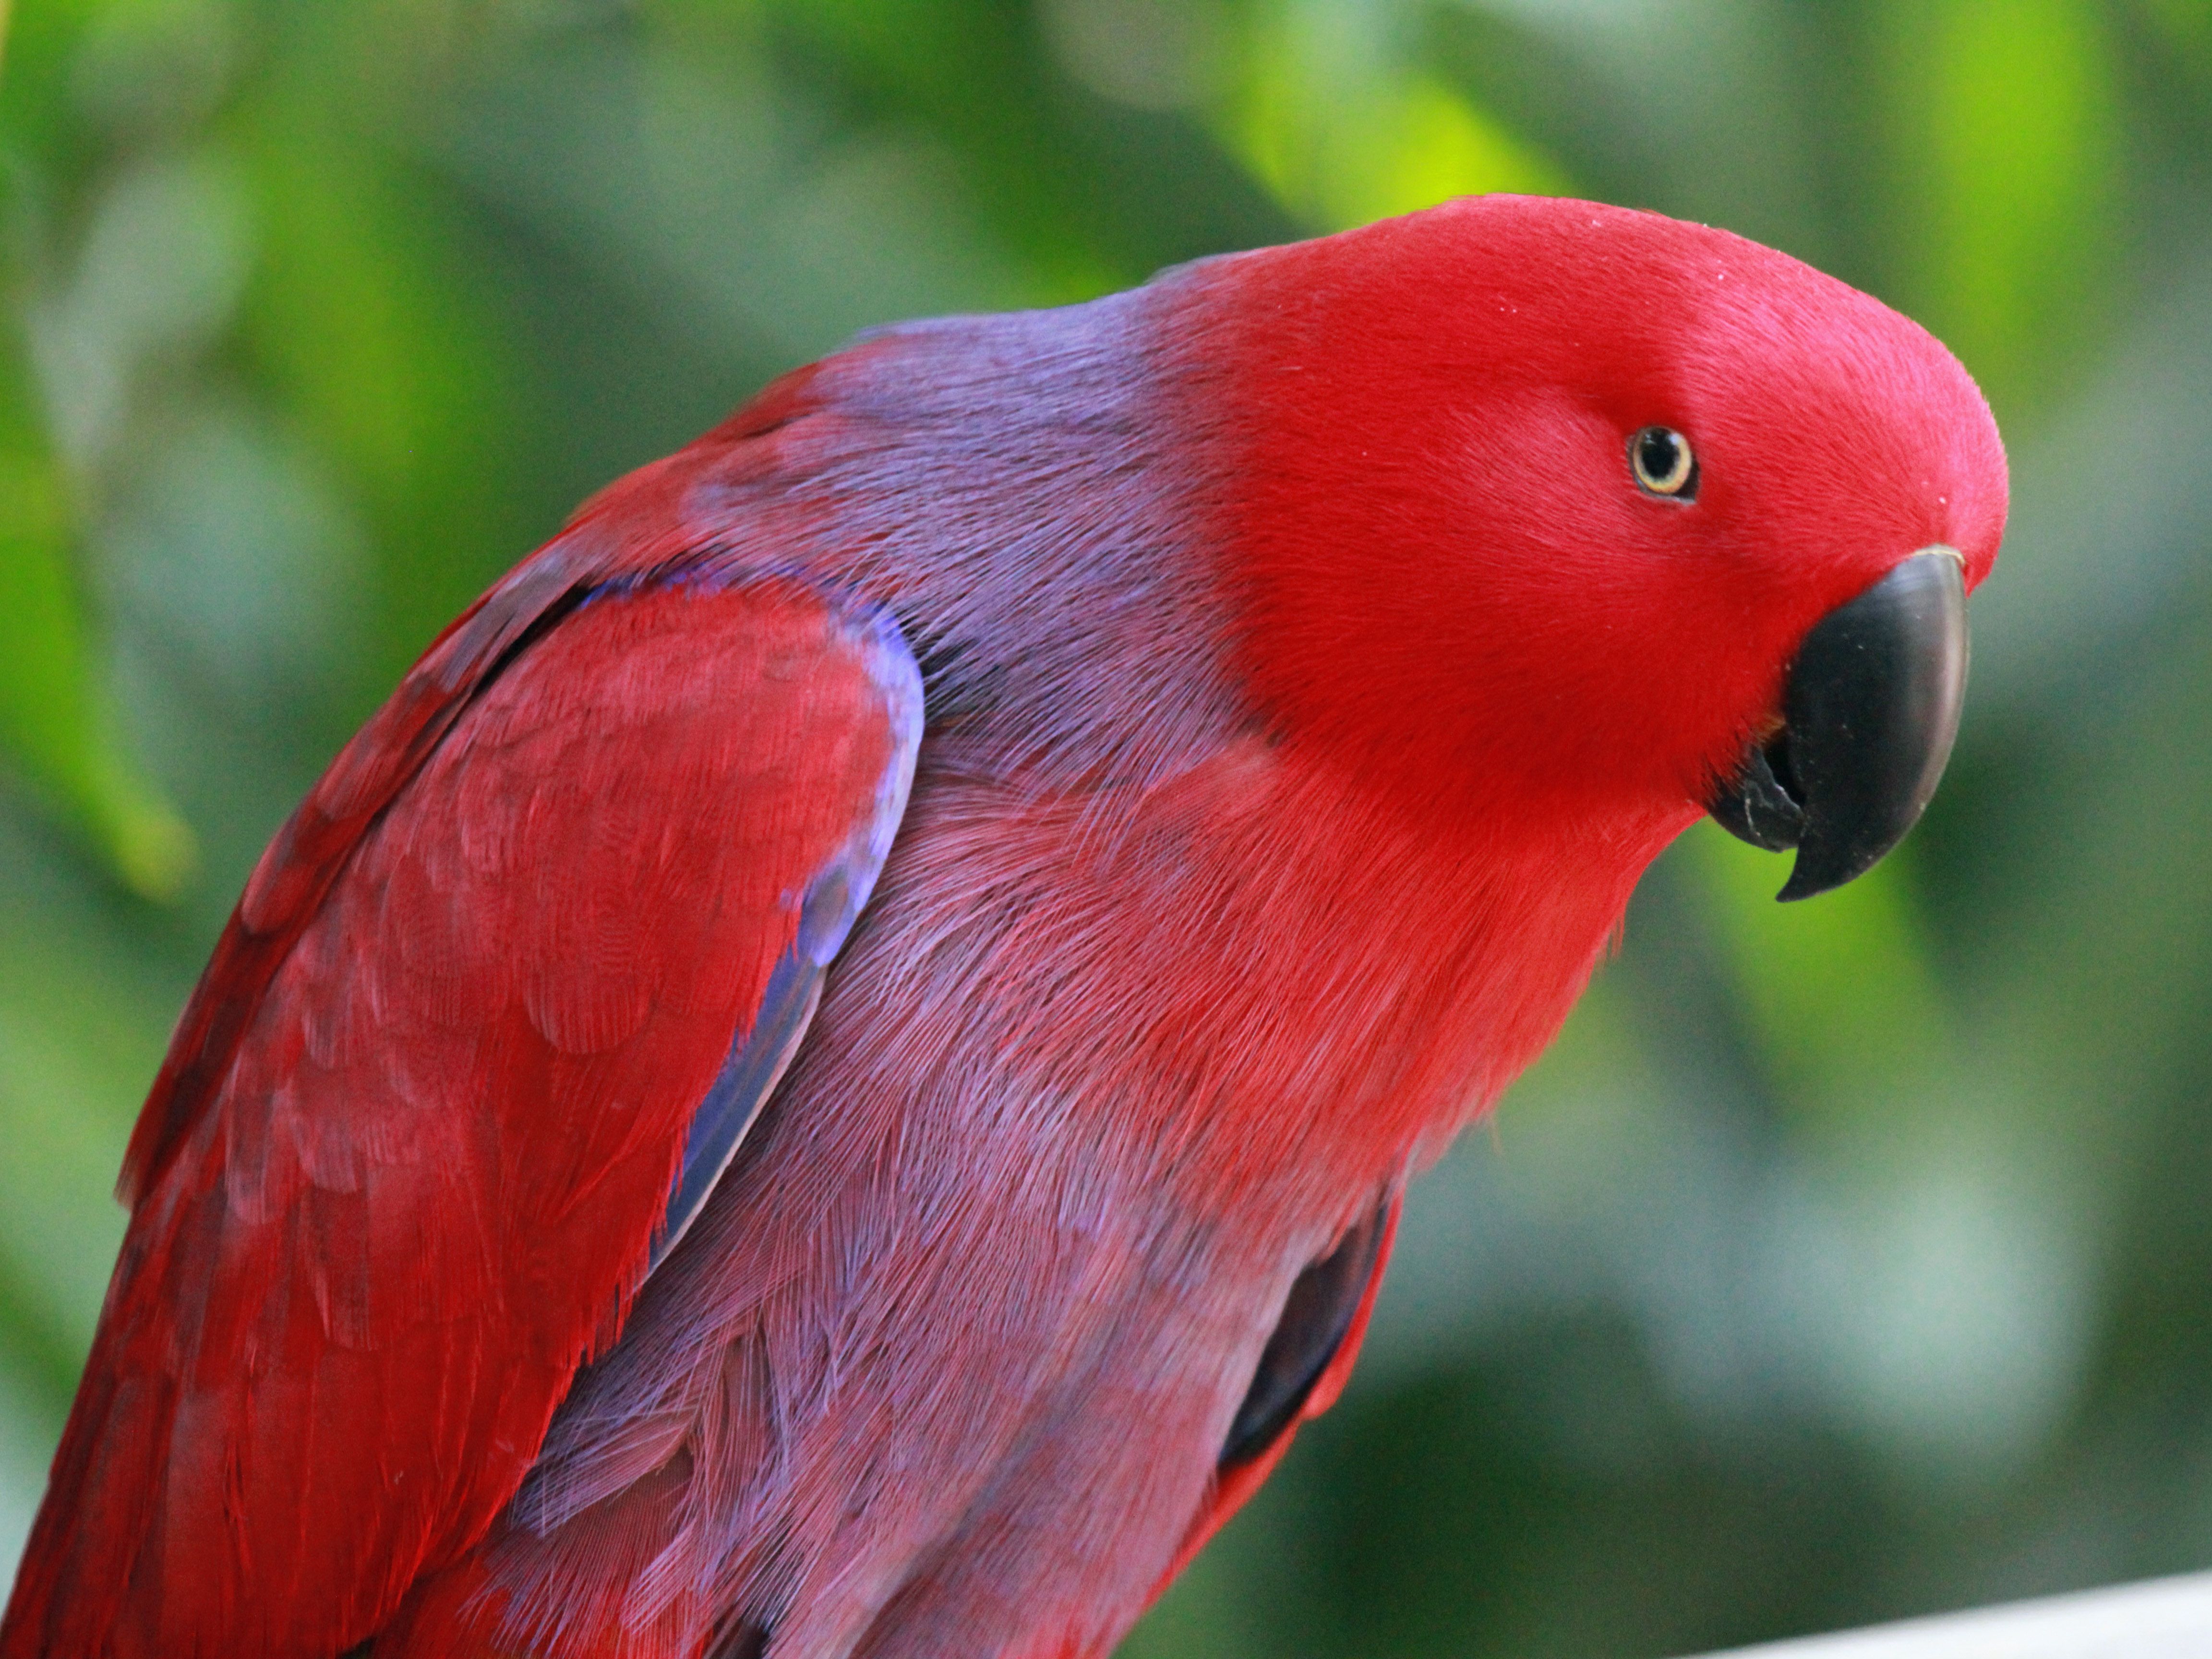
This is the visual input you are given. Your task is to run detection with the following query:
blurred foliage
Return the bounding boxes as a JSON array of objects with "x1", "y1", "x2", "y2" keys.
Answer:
[{"x1": 2, "y1": 1, "x2": 2211, "y2": 1655}]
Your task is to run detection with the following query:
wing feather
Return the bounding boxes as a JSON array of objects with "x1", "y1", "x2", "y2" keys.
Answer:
[{"x1": 0, "y1": 564, "x2": 920, "y2": 1659}]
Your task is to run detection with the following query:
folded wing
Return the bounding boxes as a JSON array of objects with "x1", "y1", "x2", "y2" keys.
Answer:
[{"x1": 0, "y1": 558, "x2": 921, "y2": 1659}]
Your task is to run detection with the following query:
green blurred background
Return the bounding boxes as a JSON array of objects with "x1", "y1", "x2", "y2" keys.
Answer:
[{"x1": 3, "y1": 0, "x2": 2211, "y2": 1653}]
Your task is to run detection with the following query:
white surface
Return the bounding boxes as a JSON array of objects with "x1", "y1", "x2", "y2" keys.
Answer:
[{"x1": 1694, "y1": 1572, "x2": 2212, "y2": 1658}]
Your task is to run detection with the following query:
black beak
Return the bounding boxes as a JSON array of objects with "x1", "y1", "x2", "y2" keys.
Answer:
[{"x1": 1706, "y1": 548, "x2": 1969, "y2": 902}]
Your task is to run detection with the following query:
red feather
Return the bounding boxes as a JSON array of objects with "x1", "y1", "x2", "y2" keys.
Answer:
[{"x1": 2, "y1": 576, "x2": 911, "y2": 1658}]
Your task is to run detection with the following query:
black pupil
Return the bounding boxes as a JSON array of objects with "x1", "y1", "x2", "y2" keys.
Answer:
[{"x1": 1639, "y1": 429, "x2": 1680, "y2": 481}]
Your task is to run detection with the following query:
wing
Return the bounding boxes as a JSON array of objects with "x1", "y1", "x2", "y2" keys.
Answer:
[
  {"x1": 0, "y1": 556, "x2": 921, "y2": 1659},
  {"x1": 1159, "y1": 1194, "x2": 1401, "y2": 1591}
]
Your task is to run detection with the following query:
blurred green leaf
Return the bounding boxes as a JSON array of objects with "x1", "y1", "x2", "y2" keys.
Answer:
[
  {"x1": 0, "y1": 810, "x2": 182, "y2": 1421},
  {"x1": 751, "y1": 0, "x2": 1255, "y2": 295},
  {"x1": 1876, "y1": 0, "x2": 2120, "y2": 416},
  {"x1": 0, "y1": 320, "x2": 193, "y2": 900},
  {"x1": 2137, "y1": 0, "x2": 2212, "y2": 73},
  {"x1": 1219, "y1": 0, "x2": 1566, "y2": 231},
  {"x1": 236, "y1": 74, "x2": 535, "y2": 696},
  {"x1": 1680, "y1": 820, "x2": 1948, "y2": 1127}
]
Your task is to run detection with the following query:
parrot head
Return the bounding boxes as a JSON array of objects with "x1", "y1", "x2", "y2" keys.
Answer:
[{"x1": 1190, "y1": 194, "x2": 2007, "y2": 900}]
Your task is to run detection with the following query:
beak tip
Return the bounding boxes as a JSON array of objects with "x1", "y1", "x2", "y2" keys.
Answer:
[{"x1": 1774, "y1": 850, "x2": 1859, "y2": 903}]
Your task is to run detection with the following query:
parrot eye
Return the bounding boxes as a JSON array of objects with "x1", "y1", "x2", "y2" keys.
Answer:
[{"x1": 1630, "y1": 426, "x2": 1697, "y2": 499}]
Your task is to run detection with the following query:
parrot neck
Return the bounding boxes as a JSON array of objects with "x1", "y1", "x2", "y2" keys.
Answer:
[
  {"x1": 1194, "y1": 745, "x2": 1695, "y2": 1192},
  {"x1": 616, "y1": 282, "x2": 1696, "y2": 1205},
  {"x1": 937, "y1": 722, "x2": 1698, "y2": 1210},
  {"x1": 660, "y1": 285, "x2": 1262, "y2": 802}
]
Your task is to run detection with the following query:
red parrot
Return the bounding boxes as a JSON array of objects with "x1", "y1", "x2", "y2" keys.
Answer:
[{"x1": 0, "y1": 196, "x2": 2004, "y2": 1659}]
